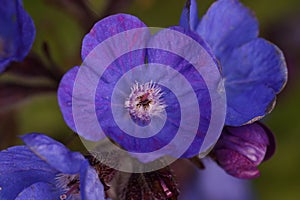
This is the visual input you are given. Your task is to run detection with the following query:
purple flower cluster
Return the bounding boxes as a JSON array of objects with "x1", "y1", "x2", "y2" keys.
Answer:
[
  {"x1": 57, "y1": 0, "x2": 287, "y2": 178},
  {"x1": 0, "y1": 0, "x2": 288, "y2": 199}
]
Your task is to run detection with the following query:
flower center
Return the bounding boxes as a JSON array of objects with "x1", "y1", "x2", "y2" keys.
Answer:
[
  {"x1": 125, "y1": 81, "x2": 166, "y2": 126},
  {"x1": 55, "y1": 173, "x2": 80, "y2": 200}
]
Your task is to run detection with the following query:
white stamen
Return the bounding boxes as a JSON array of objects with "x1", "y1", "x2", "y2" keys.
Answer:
[
  {"x1": 0, "y1": 186, "x2": 2, "y2": 191},
  {"x1": 55, "y1": 173, "x2": 80, "y2": 199},
  {"x1": 125, "y1": 81, "x2": 166, "y2": 123}
]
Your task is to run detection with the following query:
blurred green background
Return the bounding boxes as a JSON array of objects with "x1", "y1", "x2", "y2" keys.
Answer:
[{"x1": 1, "y1": 0, "x2": 300, "y2": 199}]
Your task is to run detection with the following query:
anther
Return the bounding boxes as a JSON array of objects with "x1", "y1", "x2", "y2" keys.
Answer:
[
  {"x1": 160, "y1": 179, "x2": 173, "y2": 198},
  {"x1": 59, "y1": 183, "x2": 80, "y2": 200},
  {"x1": 60, "y1": 194, "x2": 67, "y2": 200},
  {"x1": 125, "y1": 81, "x2": 166, "y2": 126},
  {"x1": 56, "y1": 173, "x2": 80, "y2": 199}
]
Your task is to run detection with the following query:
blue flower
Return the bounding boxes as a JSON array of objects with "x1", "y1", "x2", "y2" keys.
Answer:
[
  {"x1": 58, "y1": 14, "x2": 226, "y2": 162},
  {"x1": 180, "y1": 0, "x2": 288, "y2": 126},
  {"x1": 0, "y1": 0, "x2": 35, "y2": 73},
  {"x1": 0, "y1": 133, "x2": 105, "y2": 200}
]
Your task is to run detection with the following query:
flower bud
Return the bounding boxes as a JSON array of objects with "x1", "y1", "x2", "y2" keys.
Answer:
[{"x1": 212, "y1": 122, "x2": 275, "y2": 179}]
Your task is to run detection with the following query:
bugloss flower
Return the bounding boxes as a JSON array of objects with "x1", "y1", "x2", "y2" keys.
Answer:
[
  {"x1": 58, "y1": 14, "x2": 226, "y2": 162},
  {"x1": 180, "y1": 0, "x2": 288, "y2": 126},
  {"x1": 212, "y1": 122, "x2": 275, "y2": 178},
  {"x1": 0, "y1": 133, "x2": 105, "y2": 200},
  {"x1": 179, "y1": 0, "x2": 287, "y2": 179},
  {"x1": 0, "y1": 0, "x2": 35, "y2": 73}
]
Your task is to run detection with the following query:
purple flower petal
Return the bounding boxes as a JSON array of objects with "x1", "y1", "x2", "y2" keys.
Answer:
[
  {"x1": 0, "y1": 0, "x2": 35, "y2": 72},
  {"x1": 214, "y1": 149, "x2": 260, "y2": 179},
  {"x1": 15, "y1": 0, "x2": 36, "y2": 60},
  {"x1": 179, "y1": 0, "x2": 199, "y2": 31},
  {"x1": 21, "y1": 133, "x2": 86, "y2": 174},
  {"x1": 81, "y1": 14, "x2": 147, "y2": 60},
  {"x1": 0, "y1": 146, "x2": 56, "y2": 173},
  {"x1": 57, "y1": 66, "x2": 79, "y2": 133},
  {"x1": 0, "y1": 134, "x2": 106, "y2": 199},
  {"x1": 16, "y1": 182, "x2": 58, "y2": 200},
  {"x1": 0, "y1": 146, "x2": 57, "y2": 200},
  {"x1": 146, "y1": 26, "x2": 225, "y2": 158},
  {"x1": 258, "y1": 122, "x2": 276, "y2": 161},
  {"x1": 224, "y1": 38, "x2": 287, "y2": 125},
  {"x1": 182, "y1": 0, "x2": 288, "y2": 126},
  {"x1": 213, "y1": 122, "x2": 275, "y2": 179},
  {"x1": 59, "y1": 14, "x2": 148, "y2": 141},
  {"x1": 80, "y1": 161, "x2": 105, "y2": 200},
  {"x1": 197, "y1": 0, "x2": 258, "y2": 59}
]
